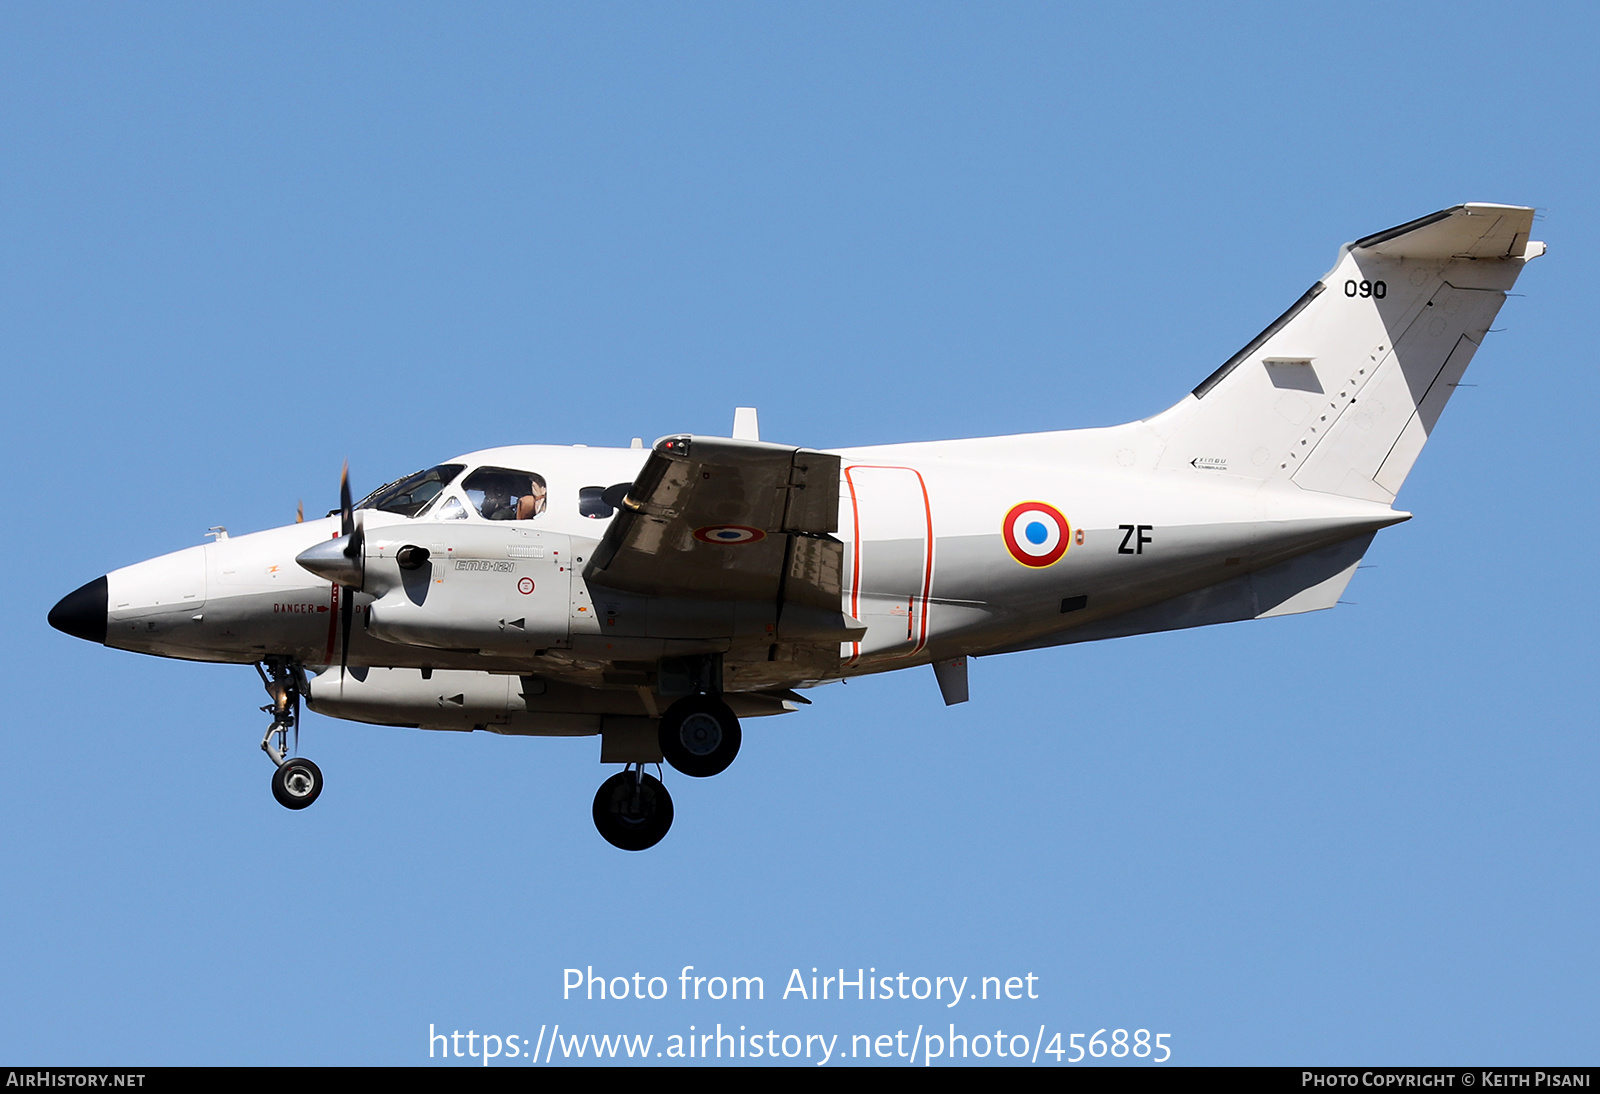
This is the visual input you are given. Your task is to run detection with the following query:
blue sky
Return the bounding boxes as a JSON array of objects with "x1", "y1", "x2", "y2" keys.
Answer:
[{"x1": 3, "y1": 2, "x2": 1595, "y2": 1065}]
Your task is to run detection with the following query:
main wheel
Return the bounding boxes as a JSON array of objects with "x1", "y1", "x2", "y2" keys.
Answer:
[
  {"x1": 592, "y1": 771, "x2": 674, "y2": 851},
  {"x1": 272, "y1": 757, "x2": 323, "y2": 810},
  {"x1": 658, "y1": 694, "x2": 742, "y2": 778}
]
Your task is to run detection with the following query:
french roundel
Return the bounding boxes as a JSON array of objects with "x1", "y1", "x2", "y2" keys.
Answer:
[
  {"x1": 693, "y1": 525, "x2": 766, "y2": 545},
  {"x1": 1002, "y1": 502, "x2": 1071, "y2": 568}
]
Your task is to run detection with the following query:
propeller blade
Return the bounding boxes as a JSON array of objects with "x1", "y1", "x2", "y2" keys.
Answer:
[
  {"x1": 296, "y1": 498, "x2": 304, "y2": 524},
  {"x1": 344, "y1": 511, "x2": 365, "y2": 562},
  {"x1": 337, "y1": 464, "x2": 359, "y2": 673},
  {"x1": 340, "y1": 462, "x2": 353, "y2": 538}
]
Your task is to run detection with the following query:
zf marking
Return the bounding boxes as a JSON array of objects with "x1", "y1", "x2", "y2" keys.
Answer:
[{"x1": 1118, "y1": 525, "x2": 1153, "y2": 555}]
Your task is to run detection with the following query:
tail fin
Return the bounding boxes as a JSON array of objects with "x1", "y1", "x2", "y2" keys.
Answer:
[{"x1": 1147, "y1": 204, "x2": 1543, "y2": 502}]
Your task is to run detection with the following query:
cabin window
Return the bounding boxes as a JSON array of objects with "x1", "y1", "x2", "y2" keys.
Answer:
[{"x1": 578, "y1": 486, "x2": 614, "y2": 519}]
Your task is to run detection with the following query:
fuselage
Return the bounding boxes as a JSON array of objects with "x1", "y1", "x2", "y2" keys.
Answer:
[{"x1": 74, "y1": 427, "x2": 1402, "y2": 698}]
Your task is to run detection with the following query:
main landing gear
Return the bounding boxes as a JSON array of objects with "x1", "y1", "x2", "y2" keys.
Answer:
[
  {"x1": 592, "y1": 766, "x2": 674, "y2": 851},
  {"x1": 658, "y1": 693, "x2": 741, "y2": 778},
  {"x1": 590, "y1": 693, "x2": 743, "y2": 850},
  {"x1": 257, "y1": 660, "x2": 322, "y2": 811}
]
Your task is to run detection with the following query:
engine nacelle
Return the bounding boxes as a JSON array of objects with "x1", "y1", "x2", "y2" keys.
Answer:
[
  {"x1": 305, "y1": 666, "x2": 798, "y2": 735},
  {"x1": 305, "y1": 666, "x2": 636, "y2": 733},
  {"x1": 360, "y1": 524, "x2": 577, "y2": 653}
]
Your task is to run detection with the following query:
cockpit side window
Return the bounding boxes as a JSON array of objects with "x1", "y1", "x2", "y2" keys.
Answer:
[
  {"x1": 431, "y1": 495, "x2": 468, "y2": 520},
  {"x1": 357, "y1": 465, "x2": 465, "y2": 517},
  {"x1": 463, "y1": 467, "x2": 547, "y2": 521}
]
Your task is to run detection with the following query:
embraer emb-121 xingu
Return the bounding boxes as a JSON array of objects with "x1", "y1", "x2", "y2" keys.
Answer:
[{"x1": 50, "y1": 203, "x2": 1544, "y2": 849}]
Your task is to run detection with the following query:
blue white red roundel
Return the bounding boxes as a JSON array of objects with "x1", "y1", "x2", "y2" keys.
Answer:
[
  {"x1": 693, "y1": 525, "x2": 766, "y2": 545},
  {"x1": 1001, "y1": 502, "x2": 1070, "y2": 568}
]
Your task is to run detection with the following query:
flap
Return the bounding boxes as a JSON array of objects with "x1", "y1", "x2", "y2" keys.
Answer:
[{"x1": 584, "y1": 435, "x2": 841, "y2": 603}]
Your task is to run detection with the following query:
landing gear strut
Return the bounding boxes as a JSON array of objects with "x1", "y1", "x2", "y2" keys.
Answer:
[
  {"x1": 592, "y1": 765, "x2": 673, "y2": 851},
  {"x1": 257, "y1": 660, "x2": 322, "y2": 810},
  {"x1": 658, "y1": 694, "x2": 741, "y2": 778}
]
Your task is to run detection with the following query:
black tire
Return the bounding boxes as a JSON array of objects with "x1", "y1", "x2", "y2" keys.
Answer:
[
  {"x1": 272, "y1": 757, "x2": 323, "y2": 810},
  {"x1": 658, "y1": 694, "x2": 742, "y2": 778},
  {"x1": 592, "y1": 771, "x2": 674, "y2": 851}
]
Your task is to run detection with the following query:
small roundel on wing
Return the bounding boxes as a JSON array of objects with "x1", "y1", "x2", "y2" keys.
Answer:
[
  {"x1": 1002, "y1": 502, "x2": 1070, "y2": 568},
  {"x1": 693, "y1": 524, "x2": 766, "y2": 545}
]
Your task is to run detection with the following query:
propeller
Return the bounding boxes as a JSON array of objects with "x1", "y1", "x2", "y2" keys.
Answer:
[
  {"x1": 337, "y1": 463, "x2": 365, "y2": 675},
  {"x1": 292, "y1": 464, "x2": 368, "y2": 674}
]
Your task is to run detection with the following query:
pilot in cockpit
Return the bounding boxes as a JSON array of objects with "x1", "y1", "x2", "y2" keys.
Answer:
[
  {"x1": 466, "y1": 468, "x2": 548, "y2": 520},
  {"x1": 481, "y1": 481, "x2": 518, "y2": 521}
]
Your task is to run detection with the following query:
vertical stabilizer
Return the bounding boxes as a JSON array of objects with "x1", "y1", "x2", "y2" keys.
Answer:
[{"x1": 1148, "y1": 204, "x2": 1542, "y2": 502}]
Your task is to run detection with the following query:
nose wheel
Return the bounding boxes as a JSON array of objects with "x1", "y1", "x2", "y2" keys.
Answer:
[
  {"x1": 257, "y1": 660, "x2": 324, "y2": 812},
  {"x1": 593, "y1": 766, "x2": 674, "y2": 850},
  {"x1": 272, "y1": 757, "x2": 323, "y2": 809}
]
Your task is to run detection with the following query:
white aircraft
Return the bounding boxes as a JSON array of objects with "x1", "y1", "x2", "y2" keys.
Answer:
[{"x1": 50, "y1": 203, "x2": 1543, "y2": 849}]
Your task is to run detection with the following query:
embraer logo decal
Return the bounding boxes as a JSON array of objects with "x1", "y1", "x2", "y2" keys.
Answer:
[{"x1": 454, "y1": 559, "x2": 515, "y2": 572}]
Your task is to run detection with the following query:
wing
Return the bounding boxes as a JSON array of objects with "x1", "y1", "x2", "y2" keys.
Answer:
[{"x1": 584, "y1": 435, "x2": 862, "y2": 642}]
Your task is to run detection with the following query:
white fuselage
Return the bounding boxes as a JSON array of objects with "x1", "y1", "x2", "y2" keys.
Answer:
[{"x1": 102, "y1": 431, "x2": 1400, "y2": 694}]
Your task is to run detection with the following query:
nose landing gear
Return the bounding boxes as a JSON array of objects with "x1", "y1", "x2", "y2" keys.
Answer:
[
  {"x1": 592, "y1": 765, "x2": 674, "y2": 851},
  {"x1": 271, "y1": 757, "x2": 323, "y2": 809},
  {"x1": 257, "y1": 660, "x2": 322, "y2": 810}
]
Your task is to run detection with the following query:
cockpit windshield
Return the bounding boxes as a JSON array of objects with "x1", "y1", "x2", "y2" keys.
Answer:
[{"x1": 356, "y1": 465, "x2": 465, "y2": 517}]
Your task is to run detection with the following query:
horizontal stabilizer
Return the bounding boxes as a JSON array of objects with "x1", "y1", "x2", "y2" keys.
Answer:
[{"x1": 1351, "y1": 204, "x2": 1539, "y2": 260}]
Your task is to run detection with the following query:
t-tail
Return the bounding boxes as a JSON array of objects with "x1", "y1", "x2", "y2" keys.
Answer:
[{"x1": 1147, "y1": 203, "x2": 1544, "y2": 503}]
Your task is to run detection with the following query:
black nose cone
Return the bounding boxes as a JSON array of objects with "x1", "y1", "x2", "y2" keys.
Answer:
[{"x1": 49, "y1": 576, "x2": 108, "y2": 644}]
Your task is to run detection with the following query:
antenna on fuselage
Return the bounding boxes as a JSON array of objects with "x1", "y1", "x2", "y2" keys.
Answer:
[{"x1": 732, "y1": 407, "x2": 759, "y2": 442}]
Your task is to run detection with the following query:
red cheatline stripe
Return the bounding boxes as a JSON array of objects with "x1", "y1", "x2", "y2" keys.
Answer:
[
  {"x1": 912, "y1": 467, "x2": 934, "y2": 655},
  {"x1": 846, "y1": 468, "x2": 865, "y2": 664},
  {"x1": 844, "y1": 465, "x2": 936, "y2": 662},
  {"x1": 323, "y1": 583, "x2": 339, "y2": 664}
]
